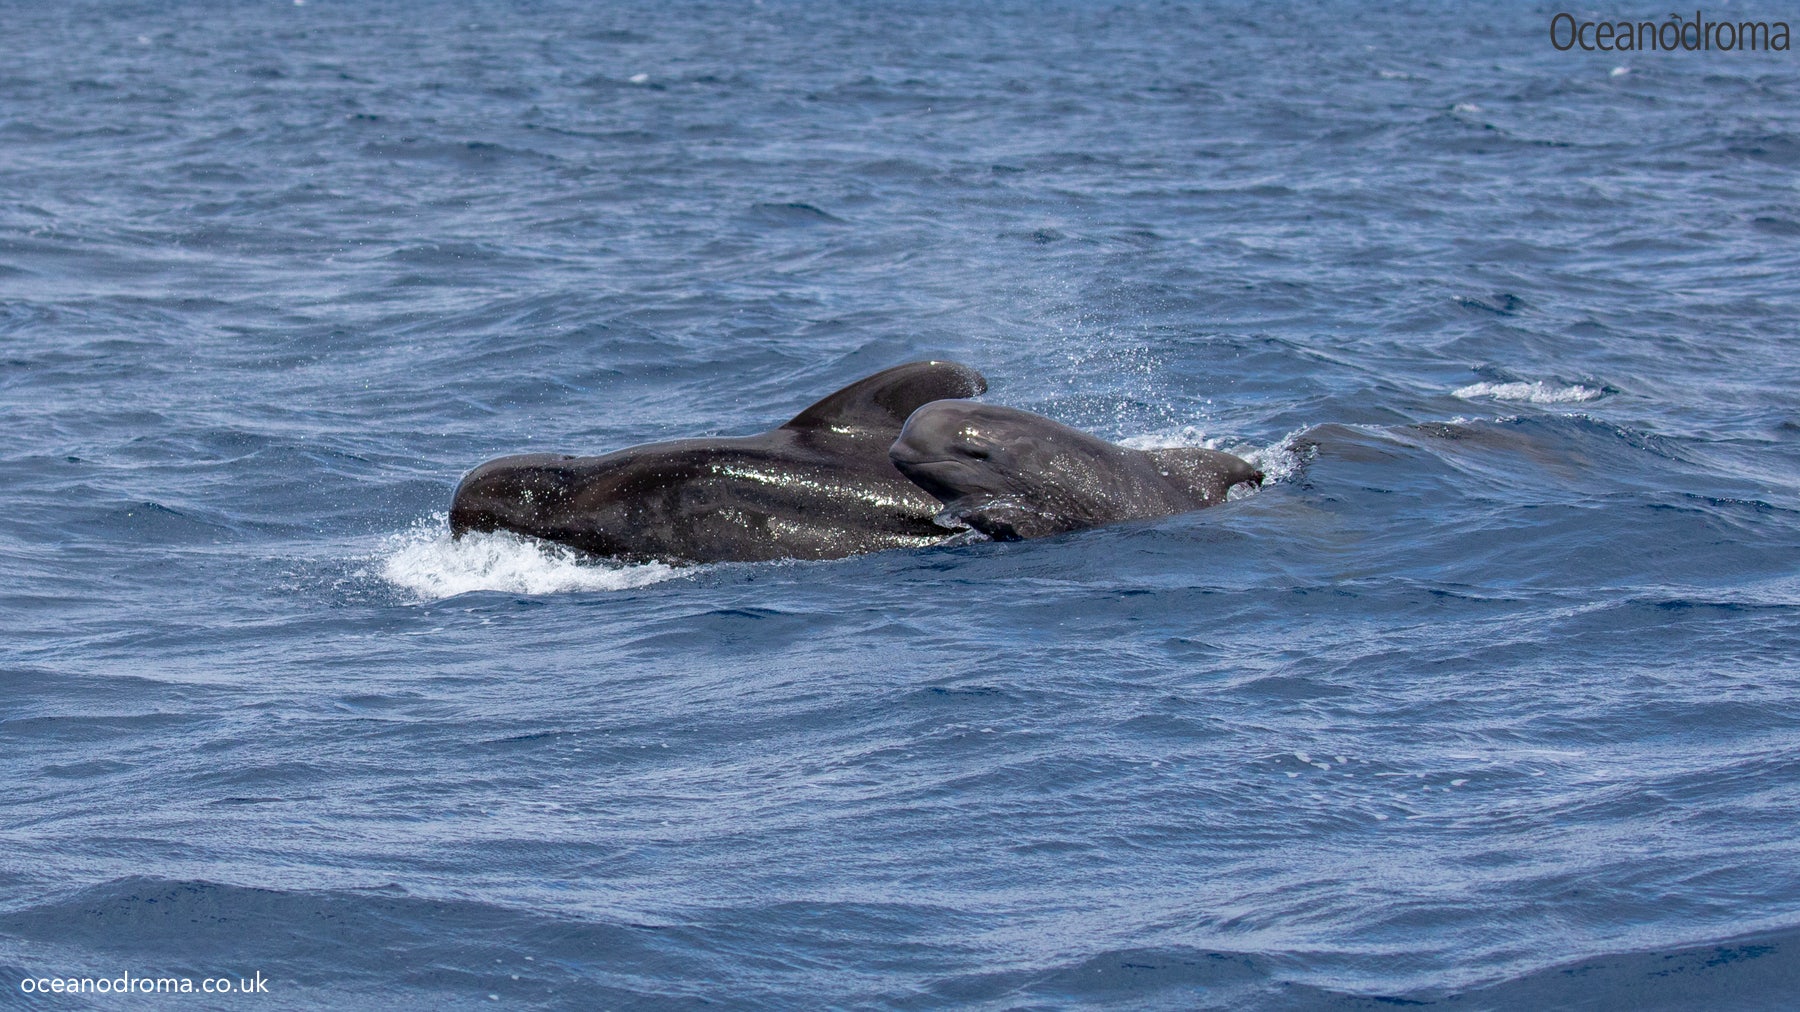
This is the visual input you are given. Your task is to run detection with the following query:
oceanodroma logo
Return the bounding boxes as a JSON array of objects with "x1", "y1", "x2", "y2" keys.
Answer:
[{"x1": 1550, "y1": 10, "x2": 1791, "y2": 51}]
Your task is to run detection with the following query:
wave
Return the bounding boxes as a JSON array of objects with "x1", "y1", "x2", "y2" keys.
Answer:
[{"x1": 1453, "y1": 380, "x2": 1604, "y2": 404}]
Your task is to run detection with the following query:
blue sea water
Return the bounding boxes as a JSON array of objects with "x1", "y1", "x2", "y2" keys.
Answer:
[{"x1": 4, "y1": 0, "x2": 1800, "y2": 1007}]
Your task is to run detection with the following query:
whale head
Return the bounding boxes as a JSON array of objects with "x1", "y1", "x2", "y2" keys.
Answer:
[
  {"x1": 448, "y1": 453, "x2": 585, "y2": 542},
  {"x1": 886, "y1": 400, "x2": 1068, "y2": 504},
  {"x1": 888, "y1": 400, "x2": 1122, "y2": 539}
]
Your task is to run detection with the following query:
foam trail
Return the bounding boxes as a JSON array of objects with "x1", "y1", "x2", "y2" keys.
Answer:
[
  {"x1": 1453, "y1": 381, "x2": 1602, "y2": 404},
  {"x1": 376, "y1": 515, "x2": 685, "y2": 601}
]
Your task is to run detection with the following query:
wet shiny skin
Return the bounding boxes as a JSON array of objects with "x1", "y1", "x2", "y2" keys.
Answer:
[
  {"x1": 450, "y1": 433, "x2": 954, "y2": 563},
  {"x1": 449, "y1": 361, "x2": 985, "y2": 563}
]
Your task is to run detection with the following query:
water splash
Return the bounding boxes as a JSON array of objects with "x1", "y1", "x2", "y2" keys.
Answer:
[
  {"x1": 375, "y1": 515, "x2": 685, "y2": 601},
  {"x1": 1118, "y1": 425, "x2": 1219, "y2": 451},
  {"x1": 1119, "y1": 426, "x2": 1307, "y2": 486}
]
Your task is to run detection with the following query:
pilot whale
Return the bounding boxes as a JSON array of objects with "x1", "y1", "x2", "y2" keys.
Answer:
[
  {"x1": 449, "y1": 361, "x2": 986, "y2": 564},
  {"x1": 889, "y1": 400, "x2": 1263, "y2": 540}
]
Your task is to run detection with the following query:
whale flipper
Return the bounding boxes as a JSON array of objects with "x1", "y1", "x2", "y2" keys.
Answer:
[
  {"x1": 952, "y1": 499, "x2": 1062, "y2": 541},
  {"x1": 783, "y1": 360, "x2": 987, "y2": 437}
]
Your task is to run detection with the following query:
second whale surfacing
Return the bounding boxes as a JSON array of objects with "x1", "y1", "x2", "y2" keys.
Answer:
[
  {"x1": 889, "y1": 400, "x2": 1264, "y2": 541},
  {"x1": 449, "y1": 361, "x2": 986, "y2": 564}
]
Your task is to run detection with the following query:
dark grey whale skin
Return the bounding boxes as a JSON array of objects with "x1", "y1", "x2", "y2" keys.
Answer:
[
  {"x1": 889, "y1": 400, "x2": 1263, "y2": 541},
  {"x1": 448, "y1": 361, "x2": 987, "y2": 564}
]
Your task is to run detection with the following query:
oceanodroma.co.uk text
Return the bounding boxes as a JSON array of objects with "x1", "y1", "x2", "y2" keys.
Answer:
[{"x1": 19, "y1": 970, "x2": 269, "y2": 995}]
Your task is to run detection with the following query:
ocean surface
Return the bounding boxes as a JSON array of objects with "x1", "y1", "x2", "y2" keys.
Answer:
[{"x1": 4, "y1": 1, "x2": 1799, "y2": 1007}]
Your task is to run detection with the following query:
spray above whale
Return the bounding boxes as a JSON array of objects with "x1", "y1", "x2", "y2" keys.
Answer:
[{"x1": 449, "y1": 361, "x2": 1262, "y2": 564}]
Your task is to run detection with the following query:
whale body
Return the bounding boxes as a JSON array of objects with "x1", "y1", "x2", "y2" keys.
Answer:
[
  {"x1": 449, "y1": 361, "x2": 987, "y2": 563},
  {"x1": 889, "y1": 400, "x2": 1262, "y2": 540}
]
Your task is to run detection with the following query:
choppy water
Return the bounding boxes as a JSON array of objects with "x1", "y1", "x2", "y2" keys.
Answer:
[{"x1": 5, "y1": 1, "x2": 1800, "y2": 1007}]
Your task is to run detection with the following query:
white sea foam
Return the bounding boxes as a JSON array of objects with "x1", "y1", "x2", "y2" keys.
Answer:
[
  {"x1": 1243, "y1": 430, "x2": 1312, "y2": 485},
  {"x1": 1453, "y1": 380, "x2": 1602, "y2": 404},
  {"x1": 1119, "y1": 426, "x2": 1308, "y2": 487},
  {"x1": 375, "y1": 515, "x2": 685, "y2": 601}
]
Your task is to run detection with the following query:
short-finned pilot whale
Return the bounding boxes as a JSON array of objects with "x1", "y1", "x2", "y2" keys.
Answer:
[
  {"x1": 449, "y1": 361, "x2": 987, "y2": 564},
  {"x1": 889, "y1": 400, "x2": 1263, "y2": 541}
]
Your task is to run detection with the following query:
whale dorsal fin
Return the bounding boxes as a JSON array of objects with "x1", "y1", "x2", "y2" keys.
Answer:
[{"x1": 783, "y1": 360, "x2": 987, "y2": 436}]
